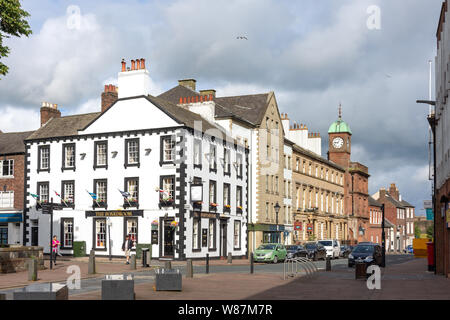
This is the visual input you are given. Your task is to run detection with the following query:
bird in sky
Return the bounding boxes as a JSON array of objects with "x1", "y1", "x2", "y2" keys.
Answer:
[
  {"x1": 236, "y1": 36, "x2": 248, "y2": 40},
  {"x1": 385, "y1": 74, "x2": 392, "y2": 78}
]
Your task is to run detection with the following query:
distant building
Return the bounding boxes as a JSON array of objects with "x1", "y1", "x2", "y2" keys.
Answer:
[{"x1": 0, "y1": 131, "x2": 34, "y2": 245}]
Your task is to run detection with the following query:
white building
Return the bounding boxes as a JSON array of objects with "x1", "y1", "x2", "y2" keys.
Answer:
[{"x1": 23, "y1": 59, "x2": 248, "y2": 260}]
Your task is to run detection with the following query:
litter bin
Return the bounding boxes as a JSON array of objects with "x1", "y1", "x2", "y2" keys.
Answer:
[
  {"x1": 426, "y1": 242, "x2": 435, "y2": 272},
  {"x1": 141, "y1": 248, "x2": 149, "y2": 267},
  {"x1": 355, "y1": 261, "x2": 368, "y2": 280}
]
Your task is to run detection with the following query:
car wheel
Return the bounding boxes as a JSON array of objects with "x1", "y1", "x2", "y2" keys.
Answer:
[
  {"x1": 313, "y1": 254, "x2": 317, "y2": 261},
  {"x1": 273, "y1": 256, "x2": 278, "y2": 264}
]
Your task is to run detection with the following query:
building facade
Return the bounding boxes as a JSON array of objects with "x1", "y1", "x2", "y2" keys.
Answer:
[
  {"x1": 24, "y1": 59, "x2": 248, "y2": 260},
  {"x1": 0, "y1": 131, "x2": 33, "y2": 245},
  {"x1": 435, "y1": 0, "x2": 450, "y2": 277}
]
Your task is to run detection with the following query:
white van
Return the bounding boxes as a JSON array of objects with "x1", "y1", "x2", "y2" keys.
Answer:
[{"x1": 317, "y1": 239, "x2": 341, "y2": 258}]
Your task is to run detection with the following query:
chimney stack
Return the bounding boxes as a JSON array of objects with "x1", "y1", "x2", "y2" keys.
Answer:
[
  {"x1": 118, "y1": 58, "x2": 151, "y2": 98},
  {"x1": 40, "y1": 102, "x2": 61, "y2": 127},
  {"x1": 199, "y1": 89, "x2": 216, "y2": 99},
  {"x1": 102, "y1": 84, "x2": 118, "y2": 112},
  {"x1": 178, "y1": 79, "x2": 197, "y2": 91},
  {"x1": 389, "y1": 183, "x2": 399, "y2": 200}
]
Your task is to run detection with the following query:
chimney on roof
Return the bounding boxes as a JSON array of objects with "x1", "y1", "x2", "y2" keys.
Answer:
[
  {"x1": 199, "y1": 89, "x2": 216, "y2": 99},
  {"x1": 40, "y1": 102, "x2": 61, "y2": 127},
  {"x1": 101, "y1": 84, "x2": 118, "y2": 112},
  {"x1": 379, "y1": 187, "x2": 386, "y2": 199},
  {"x1": 178, "y1": 79, "x2": 197, "y2": 91},
  {"x1": 389, "y1": 183, "x2": 399, "y2": 201},
  {"x1": 118, "y1": 58, "x2": 151, "y2": 99}
]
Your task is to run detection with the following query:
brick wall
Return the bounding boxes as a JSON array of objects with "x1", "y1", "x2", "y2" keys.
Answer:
[{"x1": 0, "y1": 154, "x2": 25, "y2": 210}]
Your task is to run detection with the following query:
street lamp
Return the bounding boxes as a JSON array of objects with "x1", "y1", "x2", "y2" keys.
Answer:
[
  {"x1": 274, "y1": 202, "x2": 281, "y2": 243},
  {"x1": 107, "y1": 218, "x2": 112, "y2": 261}
]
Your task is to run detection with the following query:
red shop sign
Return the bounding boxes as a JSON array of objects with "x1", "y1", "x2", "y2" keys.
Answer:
[{"x1": 294, "y1": 221, "x2": 302, "y2": 230}]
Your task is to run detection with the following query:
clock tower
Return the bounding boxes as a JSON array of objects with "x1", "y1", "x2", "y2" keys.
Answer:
[{"x1": 328, "y1": 105, "x2": 352, "y2": 168}]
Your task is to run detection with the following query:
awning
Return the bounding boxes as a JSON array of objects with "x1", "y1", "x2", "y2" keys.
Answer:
[{"x1": 0, "y1": 213, "x2": 22, "y2": 223}]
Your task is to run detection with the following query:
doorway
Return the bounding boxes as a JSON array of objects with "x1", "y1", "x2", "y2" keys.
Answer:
[
  {"x1": 220, "y1": 220, "x2": 227, "y2": 258},
  {"x1": 31, "y1": 227, "x2": 38, "y2": 246},
  {"x1": 163, "y1": 219, "x2": 175, "y2": 257},
  {"x1": 0, "y1": 224, "x2": 7, "y2": 245}
]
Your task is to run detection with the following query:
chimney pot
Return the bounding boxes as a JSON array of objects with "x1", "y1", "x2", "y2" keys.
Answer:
[
  {"x1": 121, "y1": 59, "x2": 126, "y2": 72},
  {"x1": 131, "y1": 60, "x2": 135, "y2": 70},
  {"x1": 179, "y1": 97, "x2": 183, "y2": 104},
  {"x1": 140, "y1": 58, "x2": 145, "y2": 69},
  {"x1": 183, "y1": 97, "x2": 187, "y2": 104}
]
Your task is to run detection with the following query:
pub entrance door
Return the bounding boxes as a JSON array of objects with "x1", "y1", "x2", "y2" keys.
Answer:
[
  {"x1": 219, "y1": 219, "x2": 227, "y2": 258},
  {"x1": 163, "y1": 219, "x2": 175, "y2": 257}
]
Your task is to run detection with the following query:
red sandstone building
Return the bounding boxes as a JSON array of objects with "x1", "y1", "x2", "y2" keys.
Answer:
[
  {"x1": 327, "y1": 109, "x2": 370, "y2": 244},
  {"x1": 0, "y1": 131, "x2": 34, "y2": 245}
]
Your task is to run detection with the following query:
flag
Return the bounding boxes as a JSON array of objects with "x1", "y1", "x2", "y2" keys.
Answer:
[
  {"x1": 54, "y1": 190, "x2": 68, "y2": 207},
  {"x1": 87, "y1": 191, "x2": 97, "y2": 200},
  {"x1": 54, "y1": 190, "x2": 61, "y2": 198},
  {"x1": 118, "y1": 189, "x2": 130, "y2": 198},
  {"x1": 30, "y1": 193, "x2": 39, "y2": 200}
]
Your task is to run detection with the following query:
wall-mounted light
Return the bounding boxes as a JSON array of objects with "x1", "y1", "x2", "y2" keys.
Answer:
[
  {"x1": 145, "y1": 148, "x2": 152, "y2": 156},
  {"x1": 80, "y1": 153, "x2": 86, "y2": 160},
  {"x1": 111, "y1": 151, "x2": 118, "y2": 158},
  {"x1": 233, "y1": 161, "x2": 238, "y2": 169}
]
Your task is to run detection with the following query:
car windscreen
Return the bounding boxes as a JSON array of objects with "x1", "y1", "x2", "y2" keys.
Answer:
[
  {"x1": 318, "y1": 241, "x2": 332, "y2": 246},
  {"x1": 257, "y1": 244, "x2": 276, "y2": 250},
  {"x1": 352, "y1": 245, "x2": 374, "y2": 253},
  {"x1": 285, "y1": 246, "x2": 297, "y2": 251},
  {"x1": 305, "y1": 243, "x2": 316, "y2": 249}
]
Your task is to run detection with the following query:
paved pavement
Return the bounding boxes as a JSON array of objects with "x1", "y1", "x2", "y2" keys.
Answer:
[{"x1": 2, "y1": 254, "x2": 447, "y2": 300}]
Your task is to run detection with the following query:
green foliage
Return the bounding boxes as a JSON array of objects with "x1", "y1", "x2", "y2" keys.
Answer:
[
  {"x1": 426, "y1": 225, "x2": 434, "y2": 238},
  {"x1": 307, "y1": 234, "x2": 316, "y2": 241},
  {"x1": 0, "y1": 0, "x2": 32, "y2": 76},
  {"x1": 414, "y1": 225, "x2": 421, "y2": 239}
]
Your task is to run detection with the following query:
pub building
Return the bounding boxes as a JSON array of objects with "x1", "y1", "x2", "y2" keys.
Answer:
[{"x1": 24, "y1": 58, "x2": 248, "y2": 260}]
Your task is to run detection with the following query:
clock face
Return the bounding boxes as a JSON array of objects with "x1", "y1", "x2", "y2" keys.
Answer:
[{"x1": 332, "y1": 137, "x2": 344, "y2": 149}]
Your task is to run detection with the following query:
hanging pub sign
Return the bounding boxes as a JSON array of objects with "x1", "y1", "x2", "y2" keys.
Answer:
[
  {"x1": 85, "y1": 210, "x2": 144, "y2": 218},
  {"x1": 306, "y1": 223, "x2": 313, "y2": 232},
  {"x1": 202, "y1": 229, "x2": 208, "y2": 247},
  {"x1": 294, "y1": 221, "x2": 302, "y2": 231},
  {"x1": 151, "y1": 230, "x2": 158, "y2": 244},
  {"x1": 190, "y1": 184, "x2": 203, "y2": 202}
]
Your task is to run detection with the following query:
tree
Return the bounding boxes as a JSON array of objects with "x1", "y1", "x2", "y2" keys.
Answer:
[
  {"x1": 414, "y1": 225, "x2": 421, "y2": 239},
  {"x1": 426, "y1": 225, "x2": 434, "y2": 239},
  {"x1": 0, "y1": 0, "x2": 32, "y2": 76}
]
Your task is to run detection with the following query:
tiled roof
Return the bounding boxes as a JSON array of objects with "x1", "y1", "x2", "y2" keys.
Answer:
[
  {"x1": 400, "y1": 200, "x2": 414, "y2": 207},
  {"x1": 292, "y1": 144, "x2": 345, "y2": 172},
  {"x1": 157, "y1": 85, "x2": 200, "y2": 104},
  {"x1": 0, "y1": 131, "x2": 35, "y2": 154},
  {"x1": 26, "y1": 112, "x2": 101, "y2": 140},
  {"x1": 385, "y1": 193, "x2": 405, "y2": 208},
  {"x1": 368, "y1": 196, "x2": 382, "y2": 207}
]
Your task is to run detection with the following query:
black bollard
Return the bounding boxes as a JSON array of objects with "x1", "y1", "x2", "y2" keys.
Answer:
[
  {"x1": 250, "y1": 253, "x2": 254, "y2": 274},
  {"x1": 206, "y1": 253, "x2": 209, "y2": 274},
  {"x1": 326, "y1": 257, "x2": 331, "y2": 271}
]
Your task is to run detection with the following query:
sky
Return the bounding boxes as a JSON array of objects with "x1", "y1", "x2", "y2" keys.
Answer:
[{"x1": 0, "y1": 0, "x2": 444, "y2": 215}]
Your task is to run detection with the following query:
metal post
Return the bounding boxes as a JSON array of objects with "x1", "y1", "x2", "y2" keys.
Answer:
[
  {"x1": 206, "y1": 253, "x2": 209, "y2": 274},
  {"x1": 250, "y1": 252, "x2": 254, "y2": 274},
  {"x1": 49, "y1": 198, "x2": 53, "y2": 270},
  {"x1": 381, "y1": 204, "x2": 386, "y2": 267},
  {"x1": 108, "y1": 218, "x2": 112, "y2": 261}
]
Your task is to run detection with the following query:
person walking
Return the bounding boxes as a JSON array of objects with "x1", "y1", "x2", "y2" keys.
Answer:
[
  {"x1": 122, "y1": 234, "x2": 133, "y2": 265},
  {"x1": 51, "y1": 235, "x2": 60, "y2": 266}
]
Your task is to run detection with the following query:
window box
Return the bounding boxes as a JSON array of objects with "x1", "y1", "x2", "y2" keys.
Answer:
[
  {"x1": 93, "y1": 200, "x2": 107, "y2": 209},
  {"x1": 36, "y1": 200, "x2": 49, "y2": 210},
  {"x1": 236, "y1": 206, "x2": 243, "y2": 214},
  {"x1": 209, "y1": 203, "x2": 218, "y2": 211},
  {"x1": 123, "y1": 200, "x2": 139, "y2": 209},
  {"x1": 159, "y1": 199, "x2": 174, "y2": 208},
  {"x1": 62, "y1": 201, "x2": 75, "y2": 209},
  {"x1": 223, "y1": 205, "x2": 231, "y2": 213},
  {"x1": 193, "y1": 201, "x2": 203, "y2": 210}
]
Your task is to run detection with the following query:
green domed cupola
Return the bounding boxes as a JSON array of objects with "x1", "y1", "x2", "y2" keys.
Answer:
[{"x1": 328, "y1": 104, "x2": 352, "y2": 134}]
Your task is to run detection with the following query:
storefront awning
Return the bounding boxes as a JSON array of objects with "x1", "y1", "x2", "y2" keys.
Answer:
[{"x1": 0, "y1": 213, "x2": 22, "y2": 222}]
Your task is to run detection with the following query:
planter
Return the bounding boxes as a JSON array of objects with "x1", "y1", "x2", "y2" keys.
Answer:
[
  {"x1": 223, "y1": 206, "x2": 231, "y2": 213},
  {"x1": 123, "y1": 201, "x2": 139, "y2": 208},
  {"x1": 159, "y1": 199, "x2": 174, "y2": 207}
]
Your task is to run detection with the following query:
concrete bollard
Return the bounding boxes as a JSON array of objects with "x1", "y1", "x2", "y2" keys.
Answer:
[
  {"x1": 227, "y1": 252, "x2": 232, "y2": 264},
  {"x1": 28, "y1": 258, "x2": 38, "y2": 281},
  {"x1": 326, "y1": 257, "x2": 331, "y2": 272},
  {"x1": 88, "y1": 249, "x2": 96, "y2": 274},
  {"x1": 186, "y1": 259, "x2": 193, "y2": 278},
  {"x1": 130, "y1": 254, "x2": 136, "y2": 270},
  {"x1": 164, "y1": 260, "x2": 172, "y2": 270}
]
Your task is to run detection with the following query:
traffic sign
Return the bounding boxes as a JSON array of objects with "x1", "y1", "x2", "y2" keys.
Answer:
[
  {"x1": 423, "y1": 200, "x2": 432, "y2": 209},
  {"x1": 426, "y1": 208, "x2": 434, "y2": 221}
]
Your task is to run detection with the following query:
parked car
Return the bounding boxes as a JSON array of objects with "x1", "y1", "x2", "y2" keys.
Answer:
[
  {"x1": 318, "y1": 239, "x2": 341, "y2": 259},
  {"x1": 304, "y1": 242, "x2": 327, "y2": 261},
  {"x1": 285, "y1": 245, "x2": 308, "y2": 259},
  {"x1": 405, "y1": 245, "x2": 413, "y2": 254},
  {"x1": 348, "y1": 243, "x2": 383, "y2": 267},
  {"x1": 253, "y1": 243, "x2": 287, "y2": 263},
  {"x1": 340, "y1": 245, "x2": 353, "y2": 258}
]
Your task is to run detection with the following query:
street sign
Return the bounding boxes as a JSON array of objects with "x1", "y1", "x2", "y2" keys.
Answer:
[
  {"x1": 423, "y1": 200, "x2": 432, "y2": 209},
  {"x1": 426, "y1": 208, "x2": 434, "y2": 221},
  {"x1": 41, "y1": 202, "x2": 64, "y2": 214}
]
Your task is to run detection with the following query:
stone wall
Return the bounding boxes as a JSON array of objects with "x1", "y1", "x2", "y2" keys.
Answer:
[{"x1": 0, "y1": 246, "x2": 44, "y2": 273}]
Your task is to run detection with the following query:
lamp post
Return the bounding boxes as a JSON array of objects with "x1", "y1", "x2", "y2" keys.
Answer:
[
  {"x1": 107, "y1": 218, "x2": 112, "y2": 261},
  {"x1": 381, "y1": 203, "x2": 386, "y2": 267},
  {"x1": 274, "y1": 202, "x2": 281, "y2": 243}
]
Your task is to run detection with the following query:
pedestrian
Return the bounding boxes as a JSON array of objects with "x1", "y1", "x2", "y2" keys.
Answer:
[
  {"x1": 52, "y1": 235, "x2": 60, "y2": 266},
  {"x1": 122, "y1": 234, "x2": 133, "y2": 265}
]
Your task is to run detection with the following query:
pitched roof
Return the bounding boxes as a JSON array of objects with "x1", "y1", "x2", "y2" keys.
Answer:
[
  {"x1": 157, "y1": 86, "x2": 270, "y2": 126},
  {"x1": 214, "y1": 93, "x2": 270, "y2": 125},
  {"x1": 385, "y1": 193, "x2": 405, "y2": 208},
  {"x1": 26, "y1": 112, "x2": 101, "y2": 140},
  {"x1": 400, "y1": 199, "x2": 414, "y2": 207},
  {"x1": 368, "y1": 196, "x2": 382, "y2": 207},
  {"x1": 0, "y1": 131, "x2": 35, "y2": 154},
  {"x1": 292, "y1": 143, "x2": 345, "y2": 172}
]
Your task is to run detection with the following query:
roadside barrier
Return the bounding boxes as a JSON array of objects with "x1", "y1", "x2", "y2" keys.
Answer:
[{"x1": 283, "y1": 257, "x2": 318, "y2": 280}]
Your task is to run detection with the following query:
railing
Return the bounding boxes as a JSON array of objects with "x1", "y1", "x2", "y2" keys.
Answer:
[
  {"x1": 283, "y1": 257, "x2": 319, "y2": 280},
  {"x1": 0, "y1": 191, "x2": 14, "y2": 208}
]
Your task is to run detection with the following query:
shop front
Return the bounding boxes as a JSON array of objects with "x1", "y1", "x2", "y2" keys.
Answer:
[{"x1": 0, "y1": 212, "x2": 22, "y2": 245}]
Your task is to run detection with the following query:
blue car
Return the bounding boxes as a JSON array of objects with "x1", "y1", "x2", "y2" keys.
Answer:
[{"x1": 406, "y1": 245, "x2": 413, "y2": 254}]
